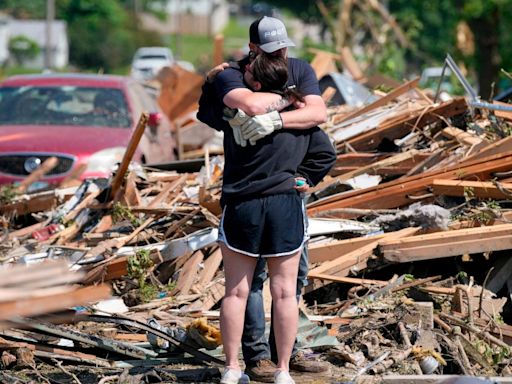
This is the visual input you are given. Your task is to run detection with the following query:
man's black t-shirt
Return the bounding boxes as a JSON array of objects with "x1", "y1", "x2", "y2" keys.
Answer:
[{"x1": 213, "y1": 57, "x2": 335, "y2": 205}]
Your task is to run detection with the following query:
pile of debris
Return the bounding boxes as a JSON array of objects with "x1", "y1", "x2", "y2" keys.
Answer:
[{"x1": 1, "y1": 50, "x2": 512, "y2": 382}]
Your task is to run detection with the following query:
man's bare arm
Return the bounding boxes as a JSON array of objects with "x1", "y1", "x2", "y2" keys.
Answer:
[
  {"x1": 223, "y1": 89, "x2": 327, "y2": 129},
  {"x1": 279, "y1": 95, "x2": 327, "y2": 129},
  {"x1": 223, "y1": 88, "x2": 288, "y2": 116}
]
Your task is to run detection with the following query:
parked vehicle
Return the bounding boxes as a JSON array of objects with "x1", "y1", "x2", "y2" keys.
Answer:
[
  {"x1": 0, "y1": 73, "x2": 176, "y2": 188},
  {"x1": 130, "y1": 47, "x2": 174, "y2": 81}
]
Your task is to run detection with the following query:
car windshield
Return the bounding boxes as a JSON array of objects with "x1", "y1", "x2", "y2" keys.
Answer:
[
  {"x1": 0, "y1": 86, "x2": 131, "y2": 128},
  {"x1": 138, "y1": 55, "x2": 168, "y2": 60}
]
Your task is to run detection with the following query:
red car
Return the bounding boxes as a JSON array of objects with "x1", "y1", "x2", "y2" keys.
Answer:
[{"x1": 0, "y1": 73, "x2": 176, "y2": 189}]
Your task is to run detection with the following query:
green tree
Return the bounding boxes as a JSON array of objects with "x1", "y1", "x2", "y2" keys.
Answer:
[
  {"x1": 0, "y1": 0, "x2": 165, "y2": 72},
  {"x1": 390, "y1": 0, "x2": 512, "y2": 98},
  {"x1": 64, "y1": 0, "x2": 135, "y2": 71}
]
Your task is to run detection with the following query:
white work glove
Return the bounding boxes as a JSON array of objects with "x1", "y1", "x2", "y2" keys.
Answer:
[
  {"x1": 226, "y1": 108, "x2": 250, "y2": 147},
  {"x1": 240, "y1": 110, "x2": 283, "y2": 145}
]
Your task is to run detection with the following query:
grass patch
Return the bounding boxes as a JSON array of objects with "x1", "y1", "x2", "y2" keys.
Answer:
[{"x1": 166, "y1": 17, "x2": 250, "y2": 71}]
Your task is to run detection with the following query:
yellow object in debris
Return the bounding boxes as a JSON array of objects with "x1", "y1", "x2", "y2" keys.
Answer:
[
  {"x1": 412, "y1": 346, "x2": 447, "y2": 366},
  {"x1": 186, "y1": 317, "x2": 222, "y2": 350}
]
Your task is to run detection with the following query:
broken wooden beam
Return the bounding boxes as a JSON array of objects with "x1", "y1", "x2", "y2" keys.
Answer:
[
  {"x1": 380, "y1": 223, "x2": 512, "y2": 263},
  {"x1": 344, "y1": 98, "x2": 467, "y2": 152},
  {"x1": 109, "y1": 112, "x2": 149, "y2": 201},
  {"x1": 432, "y1": 179, "x2": 512, "y2": 200}
]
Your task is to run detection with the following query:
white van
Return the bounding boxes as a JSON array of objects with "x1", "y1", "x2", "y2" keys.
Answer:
[{"x1": 130, "y1": 47, "x2": 174, "y2": 81}]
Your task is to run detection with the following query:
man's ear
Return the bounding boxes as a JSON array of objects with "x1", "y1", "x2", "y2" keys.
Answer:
[{"x1": 253, "y1": 82, "x2": 262, "y2": 91}]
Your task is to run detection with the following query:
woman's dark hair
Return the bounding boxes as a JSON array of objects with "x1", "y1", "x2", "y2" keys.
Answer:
[{"x1": 251, "y1": 53, "x2": 304, "y2": 103}]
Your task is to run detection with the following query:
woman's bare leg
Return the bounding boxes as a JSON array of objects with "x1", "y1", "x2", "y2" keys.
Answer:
[
  {"x1": 220, "y1": 243, "x2": 258, "y2": 369},
  {"x1": 267, "y1": 251, "x2": 301, "y2": 371}
]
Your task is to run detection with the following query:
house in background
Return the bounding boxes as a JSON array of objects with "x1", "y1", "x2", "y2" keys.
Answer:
[
  {"x1": 0, "y1": 17, "x2": 68, "y2": 69},
  {"x1": 143, "y1": 0, "x2": 229, "y2": 36},
  {"x1": 0, "y1": 14, "x2": 9, "y2": 65}
]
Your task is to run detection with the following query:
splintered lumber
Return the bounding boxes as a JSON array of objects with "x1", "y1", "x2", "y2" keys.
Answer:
[
  {"x1": 432, "y1": 179, "x2": 512, "y2": 199},
  {"x1": 157, "y1": 64, "x2": 204, "y2": 121},
  {"x1": 344, "y1": 97, "x2": 467, "y2": 152},
  {"x1": 172, "y1": 250, "x2": 204, "y2": 296},
  {"x1": 308, "y1": 150, "x2": 512, "y2": 215},
  {"x1": 0, "y1": 261, "x2": 77, "y2": 290},
  {"x1": 309, "y1": 49, "x2": 339, "y2": 79},
  {"x1": 493, "y1": 101, "x2": 512, "y2": 121},
  {"x1": 103, "y1": 250, "x2": 163, "y2": 281},
  {"x1": 110, "y1": 112, "x2": 149, "y2": 200},
  {"x1": 182, "y1": 279, "x2": 225, "y2": 313},
  {"x1": 340, "y1": 46, "x2": 366, "y2": 82},
  {"x1": 192, "y1": 248, "x2": 222, "y2": 293},
  {"x1": 8, "y1": 317, "x2": 156, "y2": 359},
  {"x1": 464, "y1": 135, "x2": 512, "y2": 162},
  {"x1": 308, "y1": 235, "x2": 385, "y2": 264},
  {"x1": 322, "y1": 86, "x2": 337, "y2": 103},
  {"x1": 440, "y1": 127, "x2": 487, "y2": 148},
  {"x1": 380, "y1": 223, "x2": 512, "y2": 263},
  {"x1": 306, "y1": 273, "x2": 387, "y2": 286},
  {"x1": 0, "y1": 285, "x2": 110, "y2": 323},
  {"x1": 334, "y1": 149, "x2": 421, "y2": 182},
  {"x1": 0, "y1": 187, "x2": 77, "y2": 216},
  {"x1": 331, "y1": 152, "x2": 432, "y2": 177},
  {"x1": 334, "y1": 77, "x2": 420, "y2": 125},
  {"x1": 213, "y1": 34, "x2": 224, "y2": 66},
  {"x1": 308, "y1": 227, "x2": 420, "y2": 281}
]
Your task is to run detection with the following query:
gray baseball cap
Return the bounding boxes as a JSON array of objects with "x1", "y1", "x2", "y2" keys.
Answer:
[{"x1": 249, "y1": 16, "x2": 295, "y2": 53}]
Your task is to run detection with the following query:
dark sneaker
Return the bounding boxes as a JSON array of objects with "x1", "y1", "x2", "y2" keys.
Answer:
[
  {"x1": 245, "y1": 359, "x2": 276, "y2": 383},
  {"x1": 289, "y1": 351, "x2": 329, "y2": 373}
]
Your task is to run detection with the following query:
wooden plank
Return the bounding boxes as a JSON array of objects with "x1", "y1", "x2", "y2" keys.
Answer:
[
  {"x1": 432, "y1": 179, "x2": 512, "y2": 199},
  {"x1": 340, "y1": 46, "x2": 366, "y2": 82},
  {"x1": 148, "y1": 175, "x2": 187, "y2": 207},
  {"x1": 383, "y1": 234, "x2": 512, "y2": 263},
  {"x1": 308, "y1": 235, "x2": 385, "y2": 264},
  {"x1": 441, "y1": 126, "x2": 486, "y2": 147},
  {"x1": 103, "y1": 250, "x2": 164, "y2": 281},
  {"x1": 381, "y1": 224, "x2": 512, "y2": 262},
  {"x1": 213, "y1": 34, "x2": 224, "y2": 66},
  {"x1": 0, "y1": 190, "x2": 75, "y2": 216},
  {"x1": 321, "y1": 86, "x2": 337, "y2": 103},
  {"x1": 344, "y1": 98, "x2": 468, "y2": 152},
  {"x1": 464, "y1": 135, "x2": 512, "y2": 162},
  {"x1": 334, "y1": 149, "x2": 420, "y2": 182},
  {"x1": 173, "y1": 250, "x2": 204, "y2": 296},
  {"x1": 334, "y1": 77, "x2": 420, "y2": 125},
  {"x1": 201, "y1": 280, "x2": 225, "y2": 311},
  {"x1": 310, "y1": 51, "x2": 338, "y2": 80},
  {"x1": 109, "y1": 113, "x2": 149, "y2": 200},
  {"x1": 308, "y1": 150, "x2": 512, "y2": 215},
  {"x1": 306, "y1": 273, "x2": 387, "y2": 286},
  {"x1": 380, "y1": 223, "x2": 512, "y2": 250},
  {"x1": 493, "y1": 100, "x2": 512, "y2": 121},
  {"x1": 193, "y1": 248, "x2": 222, "y2": 292},
  {"x1": 120, "y1": 171, "x2": 142, "y2": 206},
  {"x1": 308, "y1": 227, "x2": 420, "y2": 278},
  {"x1": 0, "y1": 285, "x2": 111, "y2": 322},
  {"x1": 0, "y1": 261, "x2": 71, "y2": 288},
  {"x1": 63, "y1": 189, "x2": 102, "y2": 223}
]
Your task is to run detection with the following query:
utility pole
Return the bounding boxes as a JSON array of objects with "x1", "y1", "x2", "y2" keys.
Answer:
[{"x1": 45, "y1": 0, "x2": 55, "y2": 70}]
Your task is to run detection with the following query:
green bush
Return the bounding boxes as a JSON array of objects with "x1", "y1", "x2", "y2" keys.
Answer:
[{"x1": 8, "y1": 35, "x2": 40, "y2": 66}]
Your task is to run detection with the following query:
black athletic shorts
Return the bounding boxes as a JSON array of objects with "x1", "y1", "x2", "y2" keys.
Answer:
[{"x1": 218, "y1": 192, "x2": 307, "y2": 258}]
